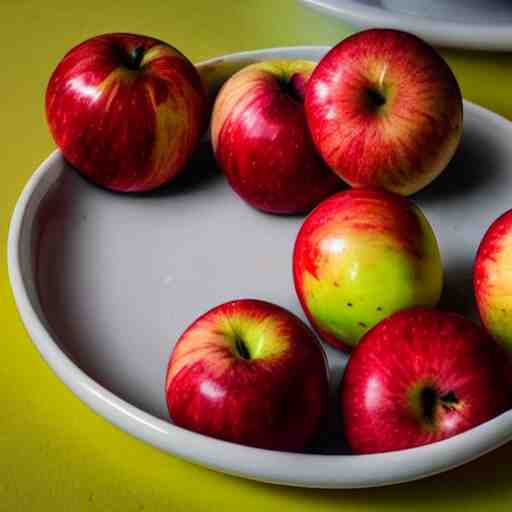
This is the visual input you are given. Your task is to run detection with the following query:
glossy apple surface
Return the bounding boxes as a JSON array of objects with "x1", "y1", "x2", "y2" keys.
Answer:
[
  {"x1": 293, "y1": 188, "x2": 442, "y2": 351},
  {"x1": 165, "y1": 299, "x2": 328, "y2": 451},
  {"x1": 305, "y1": 29, "x2": 463, "y2": 195},
  {"x1": 475, "y1": 209, "x2": 512, "y2": 353},
  {"x1": 46, "y1": 33, "x2": 206, "y2": 192},
  {"x1": 341, "y1": 308, "x2": 510, "y2": 454},
  {"x1": 211, "y1": 60, "x2": 341, "y2": 214}
]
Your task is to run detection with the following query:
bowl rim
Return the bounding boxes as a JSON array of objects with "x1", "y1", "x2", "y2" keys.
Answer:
[
  {"x1": 8, "y1": 45, "x2": 512, "y2": 489},
  {"x1": 299, "y1": 0, "x2": 512, "y2": 51}
]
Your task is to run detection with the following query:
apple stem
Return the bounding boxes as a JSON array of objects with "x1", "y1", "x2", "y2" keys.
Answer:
[
  {"x1": 129, "y1": 46, "x2": 145, "y2": 70},
  {"x1": 440, "y1": 391, "x2": 459, "y2": 406},
  {"x1": 419, "y1": 388, "x2": 459, "y2": 424},
  {"x1": 234, "y1": 334, "x2": 251, "y2": 360}
]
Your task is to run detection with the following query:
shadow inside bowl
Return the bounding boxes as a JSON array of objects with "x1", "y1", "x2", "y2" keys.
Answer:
[
  {"x1": 62, "y1": 139, "x2": 222, "y2": 199},
  {"x1": 416, "y1": 115, "x2": 508, "y2": 204},
  {"x1": 438, "y1": 254, "x2": 477, "y2": 320}
]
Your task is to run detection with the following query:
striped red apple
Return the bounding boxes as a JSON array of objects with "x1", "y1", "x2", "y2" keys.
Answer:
[
  {"x1": 293, "y1": 188, "x2": 443, "y2": 351},
  {"x1": 305, "y1": 29, "x2": 463, "y2": 195},
  {"x1": 211, "y1": 60, "x2": 341, "y2": 214},
  {"x1": 341, "y1": 308, "x2": 510, "y2": 454},
  {"x1": 475, "y1": 210, "x2": 512, "y2": 354},
  {"x1": 46, "y1": 33, "x2": 206, "y2": 192},
  {"x1": 165, "y1": 299, "x2": 329, "y2": 451}
]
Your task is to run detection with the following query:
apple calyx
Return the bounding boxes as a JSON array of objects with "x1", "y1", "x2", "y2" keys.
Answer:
[
  {"x1": 411, "y1": 384, "x2": 460, "y2": 429},
  {"x1": 364, "y1": 86, "x2": 387, "y2": 113}
]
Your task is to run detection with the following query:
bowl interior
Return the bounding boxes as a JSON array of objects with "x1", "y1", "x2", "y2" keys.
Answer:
[
  {"x1": 12, "y1": 49, "x2": 512, "y2": 487},
  {"x1": 34, "y1": 101, "x2": 512, "y2": 456},
  {"x1": 33, "y1": 143, "x2": 352, "y2": 454}
]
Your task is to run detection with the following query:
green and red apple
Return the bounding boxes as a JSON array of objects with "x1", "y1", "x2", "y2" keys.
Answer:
[
  {"x1": 293, "y1": 188, "x2": 443, "y2": 351},
  {"x1": 475, "y1": 210, "x2": 512, "y2": 353}
]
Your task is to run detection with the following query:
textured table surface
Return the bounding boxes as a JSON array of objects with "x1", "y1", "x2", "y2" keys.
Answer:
[{"x1": 3, "y1": 1, "x2": 512, "y2": 510}]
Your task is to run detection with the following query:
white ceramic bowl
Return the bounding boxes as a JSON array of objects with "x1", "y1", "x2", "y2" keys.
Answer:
[
  {"x1": 382, "y1": 0, "x2": 511, "y2": 19},
  {"x1": 8, "y1": 46, "x2": 512, "y2": 488},
  {"x1": 300, "y1": 0, "x2": 512, "y2": 51}
]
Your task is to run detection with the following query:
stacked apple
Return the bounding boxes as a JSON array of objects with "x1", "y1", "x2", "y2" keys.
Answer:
[{"x1": 46, "y1": 30, "x2": 512, "y2": 456}]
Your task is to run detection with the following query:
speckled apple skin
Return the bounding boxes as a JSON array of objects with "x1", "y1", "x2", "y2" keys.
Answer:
[{"x1": 293, "y1": 188, "x2": 443, "y2": 351}]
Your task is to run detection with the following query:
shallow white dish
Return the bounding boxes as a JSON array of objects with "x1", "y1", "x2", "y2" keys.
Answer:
[
  {"x1": 300, "y1": 0, "x2": 512, "y2": 51},
  {"x1": 9, "y1": 46, "x2": 512, "y2": 489}
]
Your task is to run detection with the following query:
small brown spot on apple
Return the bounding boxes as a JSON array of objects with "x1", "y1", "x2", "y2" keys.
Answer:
[
  {"x1": 358, "y1": 321, "x2": 367, "y2": 328},
  {"x1": 347, "y1": 302, "x2": 352, "y2": 307}
]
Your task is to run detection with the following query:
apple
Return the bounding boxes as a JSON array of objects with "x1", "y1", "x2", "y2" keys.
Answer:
[
  {"x1": 210, "y1": 60, "x2": 341, "y2": 214},
  {"x1": 475, "y1": 209, "x2": 512, "y2": 353},
  {"x1": 341, "y1": 308, "x2": 510, "y2": 454},
  {"x1": 165, "y1": 299, "x2": 329, "y2": 451},
  {"x1": 293, "y1": 188, "x2": 442, "y2": 351},
  {"x1": 46, "y1": 33, "x2": 206, "y2": 192},
  {"x1": 305, "y1": 29, "x2": 463, "y2": 195}
]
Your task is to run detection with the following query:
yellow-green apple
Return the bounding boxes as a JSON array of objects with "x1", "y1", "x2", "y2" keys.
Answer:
[
  {"x1": 475, "y1": 210, "x2": 512, "y2": 353},
  {"x1": 165, "y1": 299, "x2": 329, "y2": 451},
  {"x1": 341, "y1": 308, "x2": 510, "y2": 454},
  {"x1": 293, "y1": 188, "x2": 442, "y2": 351},
  {"x1": 305, "y1": 29, "x2": 463, "y2": 195},
  {"x1": 211, "y1": 60, "x2": 341, "y2": 214},
  {"x1": 46, "y1": 33, "x2": 206, "y2": 192}
]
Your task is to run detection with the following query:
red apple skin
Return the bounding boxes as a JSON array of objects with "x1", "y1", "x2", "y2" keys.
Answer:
[
  {"x1": 211, "y1": 60, "x2": 341, "y2": 214},
  {"x1": 474, "y1": 210, "x2": 512, "y2": 356},
  {"x1": 165, "y1": 299, "x2": 329, "y2": 451},
  {"x1": 341, "y1": 308, "x2": 510, "y2": 455},
  {"x1": 46, "y1": 33, "x2": 206, "y2": 192},
  {"x1": 305, "y1": 29, "x2": 463, "y2": 196}
]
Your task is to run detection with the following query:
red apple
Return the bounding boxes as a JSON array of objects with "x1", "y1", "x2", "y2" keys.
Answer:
[
  {"x1": 341, "y1": 308, "x2": 510, "y2": 454},
  {"x1": 46, "y1": 33, "x2": 206, "y2": 192},
  {"x1": 293, "y1": 188, "x2": 443, "y2": 352},
  {"x1": 475, "y1": 209, "x2": 512, "y2": 354},
  {"x1": 211, "y1": 60, "x2": 341, "y2": 214},
  {"x1": 305, "y1": 29, "x2": 463, "y2": 195},
  {"x1": 165, "y1": 299, "x2": 329, "y2": 451}
]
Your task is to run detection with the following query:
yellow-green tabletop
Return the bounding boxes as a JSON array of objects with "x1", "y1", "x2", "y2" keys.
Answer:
[{"x1": 3, "y1": 1, "x2": 512, "y2": 510}]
